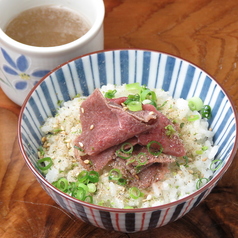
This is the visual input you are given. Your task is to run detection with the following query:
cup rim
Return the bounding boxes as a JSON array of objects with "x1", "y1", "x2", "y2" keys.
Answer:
[{"x1": 0, "y1": 0, "x2": 105, "y2": 55}]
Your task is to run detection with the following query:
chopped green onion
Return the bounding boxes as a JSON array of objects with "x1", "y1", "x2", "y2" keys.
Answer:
[
  {"x1": 127, "y1": 101, "x2": 142, "y2": 111},
  {"x1": 188, "y1": 96, "x2": 204, "y2": 111},
  {"x1": 108, "y1": 169, "x2": 127, "y2": 186},
  {"x1": 129, "y1": 187, "x2": 143, "y2": 199},
  {"x1": 53, "y1": 128, "x2": 63, "y2": 133},
  {"x1": 157, "y1": 100, "x2": 167, "y2": 110},
  {"x1": 72, "y1": 93, "x2": 81, "y2": 99},
  {"x1": 183, "y1": 156, "x2": 189, "y2": 167},
  {"x1": 87, "y1": 183, "x2": 97, "y2": 193},
  {"x1": 147, "y1": 141, "x2": 163, "y2": 156},
  {"x1": 140, "y1": 89, "x2": 156, "y2": 102},
  {"x1": 196, "y1": 150, "x2": 203, "y2": 155},
  {"x1": 38, "y1": 146, "x2": 45, "y2": 156},
  {"x1": 57, "y1": 100, "x2": 63, "y2": 106},
  {"x1": 126, "y1": 157, "x2": 136, "y2": 165},
  {"x1": 123, "y1": 94, "x2": 142, "y2": 111},
  {"x1": 124, "y1": 206, "x2": 134, "y2": 209},
  {"x1": 180, "y1": 122, "x2": 185, "y2": 129},
  {"x1": 74, "y1": 145, "x2": 84, "y2": 152},
  {"x1": 120, "y1": 143, "x2": 133, "y2": 154},
  {"x1": 74, "y1": 187, "x2": 86, "y2": 200},
  {"x1": 109, "y1": 169, "x2": 122, "y2": 181},
  {"x1": 104, "y1": 89, "x2": 117, "y2": 99},
  {"x1": 196, "y1": 178, "x2": 209, "y2": 189},
  {"x1": 37, "y1": 157, "x2": 53, "y2": 171},
  {"x1": 52, "y1": 169, "x2": 99, "y2": 203},
  {"x1": 202, "y1": 146, "x2": 208, "y2": 151},
  {"x1": 125, "y1": 82, "x2": 142, "y2": 91},
  {"x1": 84, "y1": 195, "x2": 93, "y2": 203},
  {"x1": 88, "y1": 171, "x2": 99, "y2": 183},
  {"x1": 117, "y1": 177, "x2": 127, "y2": 186},
  {"x1": 143, "y1": 99, "x2": 157, "y2": 108},
  {"x1": 135, "y1": 152, "x2": 147, "y2": 168},
  {"x1": 124, "y1": 94, "x2": 140, "y2": 104},
  {"x1": 77, "y1": 182, "x2": 89, "y2": 192},
  {"x1": 210, "y1": 159, "x2": 223, "y2": 171},
  {"x1": 68, "y1": 181, "x2": 77, "y2": 193},
  {"x1": 140, "y1": 88, "x2": 157, "y2": 108},
  {"x1": 187, "y1": 114, "x2": 200, "y2": 121},
  {"x1": 116, "y1": 150, "x2": 132, "y2": 159},
  {"x1": 124, "y1": 84, "x2": 158, "y2": 110},
  {"x1": 165, "y1": 124, "x2": 176, "y2": 137},
  {"x1": 52, "y1": 181, "x2": 58, "y2": 187},
  {"x1": 56, "y1": 178, "x2": 69, "y2": 192},
  {"x1": 200, "y1": 105, "x2": 212, "y2": 119},
  {"x1": 173, "y1": 120, "x2": 178, "y2": 124},
  {"x1": 77, "y1": 170, "x2": 89, "y2": 183}
]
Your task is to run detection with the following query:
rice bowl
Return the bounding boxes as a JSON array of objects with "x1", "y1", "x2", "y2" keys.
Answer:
[{"x1": 18, "y1": 49, "x2": 238, "y2": 232}]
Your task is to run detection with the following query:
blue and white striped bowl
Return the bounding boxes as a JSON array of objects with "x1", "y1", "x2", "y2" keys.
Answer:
[{"x1": 18, "y1": 49, "x2": 238, "y2": 232}]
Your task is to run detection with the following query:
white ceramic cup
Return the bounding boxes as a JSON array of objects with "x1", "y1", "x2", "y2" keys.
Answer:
[{"x1": 0, "y1": 0, "x2": 105, "y2": 106}]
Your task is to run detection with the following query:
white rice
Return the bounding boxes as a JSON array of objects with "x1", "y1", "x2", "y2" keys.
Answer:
[{"x1": 40, "y1": 84, "x2": 218, "y2": 208}]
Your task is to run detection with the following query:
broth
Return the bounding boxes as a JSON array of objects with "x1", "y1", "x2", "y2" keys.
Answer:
[{"x1": 4, "y1": 5, "x2": 91, "y2": 47}]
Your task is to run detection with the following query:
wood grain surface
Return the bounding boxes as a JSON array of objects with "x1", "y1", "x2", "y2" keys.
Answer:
[{"x1": 1, "y1": 0, "x2": 238, "y2": 237}]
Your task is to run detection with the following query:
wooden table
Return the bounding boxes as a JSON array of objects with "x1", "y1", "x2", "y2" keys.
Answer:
[{"x1": 1, "y1": 0, "x2": 238, "y2": 237}]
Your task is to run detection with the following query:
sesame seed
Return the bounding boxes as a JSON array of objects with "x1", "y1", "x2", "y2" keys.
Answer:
[
  {"x1": 81, "y1": 107, "x2": 84, "y2": 113},
  {"x1": 149, "y1": 111, "x2": 155, "y2": 115},
  {"x1": 78, "y1": 142, "x2": 84, "y2": 147},
  {"x1": 90, "y1": 125, "x2": 94, "y2": 130},
  {"x1": 84, "y1": 160, "x2": 90, "y2": 164},
  {"x1": 147, "y1": 194, "x2": 152, "y2": 200}
]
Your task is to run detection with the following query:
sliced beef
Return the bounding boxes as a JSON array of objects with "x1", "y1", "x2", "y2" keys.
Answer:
[
  {"x1": 136, "y1": 104, "x2": 186, "y2": 157},
  {"x1": 109, "y1": 146, "x2": 175, "y2": 189},
  {"x1": 108, "y1": 96, "x2": 127, "y2": 105},
  {"x1": 74, "y1": 89, "x2": 158, "y2": 156},
  {"x1": 74, "y1": 88, "x2": 186, "y2": 188},
  {"x1": 130, "y1": 163, "x2": 169, "y2": 189},
  {"x1": 77, "y1": 145, "x2": 118, "y2": 171},
  {"x1": 114, "y1": 145, "x2": 175, "y2": 174}
]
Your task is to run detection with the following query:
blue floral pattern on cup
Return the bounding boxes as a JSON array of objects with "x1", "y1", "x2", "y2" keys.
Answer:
[{"x1": 0, "y1": 48, "x2": 50, "y2": 90}]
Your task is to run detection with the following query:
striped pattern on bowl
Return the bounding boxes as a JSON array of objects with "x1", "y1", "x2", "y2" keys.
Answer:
[{"x1": 18, "y1": 49, "x2": 238, "y2": 232}]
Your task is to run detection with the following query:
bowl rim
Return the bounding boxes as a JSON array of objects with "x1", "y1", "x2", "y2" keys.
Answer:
[{"x1": 18, "y1": 48, "x2": 238, "y2": 213}]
